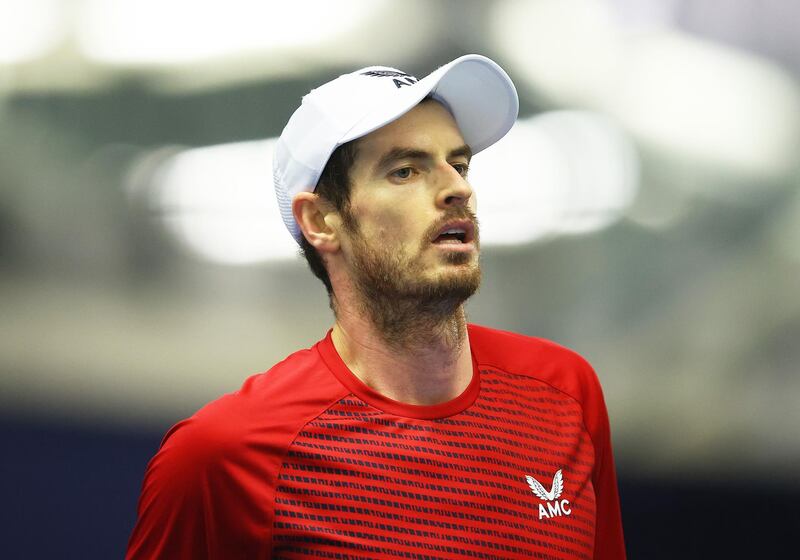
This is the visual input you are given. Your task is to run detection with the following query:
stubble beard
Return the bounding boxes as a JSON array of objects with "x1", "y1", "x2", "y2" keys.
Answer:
[{"x1": 341, "y1": 208, "x2": 481, "y2": 353}]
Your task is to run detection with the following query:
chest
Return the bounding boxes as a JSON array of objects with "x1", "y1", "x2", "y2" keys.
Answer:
[{"x1": 272, "y1": 377, "x2": 597, "y2": 559}]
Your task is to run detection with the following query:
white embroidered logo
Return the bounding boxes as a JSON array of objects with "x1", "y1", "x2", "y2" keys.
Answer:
[{"x1": 525, "y1": 469, "x2": 572, "y2": 520}]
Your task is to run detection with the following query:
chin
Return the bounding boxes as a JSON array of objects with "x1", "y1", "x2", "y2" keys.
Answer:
[
  {"x1": 441, "y1": 251, "x2": 476, "y2": 266},
  {"x1": 426, "y1": 263, "x2": 481, "y2": 299}
]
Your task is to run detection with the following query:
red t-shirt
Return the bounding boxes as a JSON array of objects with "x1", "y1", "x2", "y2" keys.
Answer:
[{"x1": 127, "y1": 324, "x2": 625, "y2": 559}]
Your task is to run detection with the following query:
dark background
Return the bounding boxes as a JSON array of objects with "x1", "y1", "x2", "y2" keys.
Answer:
[{"x1": 2, "y1": 413, "x2": 797, "y2": 558}]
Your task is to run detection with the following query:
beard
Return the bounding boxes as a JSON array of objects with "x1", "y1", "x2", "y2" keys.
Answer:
[{"x1": 340, "y1": 207, "x2": 481, "y2": 350}]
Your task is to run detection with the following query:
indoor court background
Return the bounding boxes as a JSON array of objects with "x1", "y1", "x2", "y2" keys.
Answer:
[{"x1": 1, "y1": 0, "x2": 799, "y2": 557}]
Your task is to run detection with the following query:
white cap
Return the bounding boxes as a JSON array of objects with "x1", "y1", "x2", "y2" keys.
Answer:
[{"x1": 273, "y1": 54, "x2": 519, "y2": 242}]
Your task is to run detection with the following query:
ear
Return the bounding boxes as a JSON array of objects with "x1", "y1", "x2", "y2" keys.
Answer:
[{"x1": 292, "y1": 191, "x2": 341, "y2": 253}]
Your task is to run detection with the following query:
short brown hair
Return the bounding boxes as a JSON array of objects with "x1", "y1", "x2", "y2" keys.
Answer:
[{"x1": 298, "y1": 139, "x2": 359, "y2": 297}]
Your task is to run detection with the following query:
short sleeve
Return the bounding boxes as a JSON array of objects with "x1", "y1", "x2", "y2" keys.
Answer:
[
  {"x1": 582, "y1": 368, "x2": 626, "y2": 560},
  {"x1": 126, "y1": 407, "x2": 274, "y2": 559}
]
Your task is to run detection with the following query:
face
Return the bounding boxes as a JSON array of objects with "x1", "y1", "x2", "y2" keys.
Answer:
[{"x1": 337, "y1": 100, "x2": 481, "y2": 307}]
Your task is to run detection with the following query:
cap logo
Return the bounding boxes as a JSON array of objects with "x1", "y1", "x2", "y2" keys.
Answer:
[{"x1": 360, "y1": 69, "x2": 419, "y2": 89}]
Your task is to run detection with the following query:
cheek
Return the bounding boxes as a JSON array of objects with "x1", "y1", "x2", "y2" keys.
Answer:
[
  {"x1": 368, "y1": 211, "x2": 413, "y2": 243},
  {"x1": 352, "y1": 198, "x2": 426, "y2": 244}
]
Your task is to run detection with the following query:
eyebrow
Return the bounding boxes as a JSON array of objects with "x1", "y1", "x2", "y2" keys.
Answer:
[{"x1": 374, "y1": 144, "x2": 473, "y2": 173}]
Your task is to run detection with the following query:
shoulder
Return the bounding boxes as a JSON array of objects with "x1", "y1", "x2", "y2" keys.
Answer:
[
  {"x1": 128, "y1": 341, "x2": 350, "y2": 557},
  {"x1": 148, "y1": 341, "x2": 350, "y2": 489},
  {"x1": 468, "y1": 323, "x2": 603, "y2": 407}
]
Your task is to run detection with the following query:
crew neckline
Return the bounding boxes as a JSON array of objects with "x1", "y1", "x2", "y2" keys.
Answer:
[{"x1": 315, "y1": 329, "x2": 481, "y2": 420}]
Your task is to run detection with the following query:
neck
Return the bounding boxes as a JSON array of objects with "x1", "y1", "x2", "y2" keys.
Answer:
[
  {"x1": 331, "y1": 300, "x2": 473, "y2": 406},
  {"x1": 360, "y1": 290, "x2": 470, "y2": 353}
]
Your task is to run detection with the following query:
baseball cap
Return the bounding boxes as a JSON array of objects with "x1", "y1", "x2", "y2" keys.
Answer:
[{"x1": 273, "y1": 54, "x2": 519, "y2": 243}]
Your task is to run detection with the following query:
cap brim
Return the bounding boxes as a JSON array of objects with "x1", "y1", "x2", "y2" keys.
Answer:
[{"x1": 341, "y1": 54, "x2": 519, "y2": 154}]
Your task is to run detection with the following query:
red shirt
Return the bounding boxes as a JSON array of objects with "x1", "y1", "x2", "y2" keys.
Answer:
[{"x1": 127, "y1": 324, "x2": 626, "y2": 559}]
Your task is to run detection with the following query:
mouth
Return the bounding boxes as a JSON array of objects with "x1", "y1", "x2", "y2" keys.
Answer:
[{"x1": 431, "y1": 219, "x2": 476, "y2": 248}]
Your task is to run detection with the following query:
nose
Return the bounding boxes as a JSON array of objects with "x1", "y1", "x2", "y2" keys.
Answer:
[{"x1": 435, "y1": 165, "x2": 474, "y2": 208}]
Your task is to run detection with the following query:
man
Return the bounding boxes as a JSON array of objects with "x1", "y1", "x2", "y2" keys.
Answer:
[{"x1": 127, "y1": 55, "x2": 626, "y2": 559}]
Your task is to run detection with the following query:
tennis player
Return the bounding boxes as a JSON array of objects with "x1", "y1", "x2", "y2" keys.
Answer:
[{"x1": 127, "y1": 54, "x2": 626, "y2": 559}]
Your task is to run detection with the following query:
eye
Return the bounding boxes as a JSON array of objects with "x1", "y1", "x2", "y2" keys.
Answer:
[
  {"x1": 452, "y1": 162, "x2": 469, "y2": 177},
  {"x1": 390, "y1": 167, "x2": 415, "y2": 180}
]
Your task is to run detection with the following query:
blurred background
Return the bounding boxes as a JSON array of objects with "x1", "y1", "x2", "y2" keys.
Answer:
[{"x1": 1, "y1": 0, "x2": 798, "y2": 557}]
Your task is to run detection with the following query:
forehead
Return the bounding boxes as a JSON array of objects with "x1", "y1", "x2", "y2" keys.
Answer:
[{"x1": 352, "y1": 100, "x2": 467, "y2": 167}]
